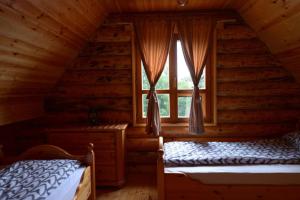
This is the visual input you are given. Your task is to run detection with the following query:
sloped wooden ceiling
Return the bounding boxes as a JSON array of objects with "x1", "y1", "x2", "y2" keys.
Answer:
[
  {"x1": 101, "y1": 0, "x2": 237, "y2": 12},
  {"x1": 0, "y1": 0, "x2": 106, "y2": 125},
  {"x1": 1, "y1": 0, "x2": 300, "y2": 126},
  {"x1": 234, "y1": 0, "x2": 300, "y2": 82}
]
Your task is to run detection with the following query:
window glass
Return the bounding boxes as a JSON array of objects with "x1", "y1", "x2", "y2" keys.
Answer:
[
  {"x1": 142, "y1": 57, "x2": 169, "y2": 90},
  {"x1": 178, "y1": 96, "x2": 192, "y2": 118},
  {"x1": 142, "y1": 94, "x2": 170, "y2": 118},
  {"x1": 177, "y1": 41, "x2": 206, "y2": 89}
]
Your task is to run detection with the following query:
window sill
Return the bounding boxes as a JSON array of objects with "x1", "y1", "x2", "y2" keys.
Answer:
[{"x1": 133, "y1": 122, "x2": 217, "y2": 127}]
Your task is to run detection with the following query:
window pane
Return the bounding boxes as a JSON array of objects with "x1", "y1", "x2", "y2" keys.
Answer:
[
  {"x1": 142, "y1": 94, "x2": 170, "y2": 118},
  {"x1": 142, "y1": 57, "x2": 169, "y2": 90},
  {"x1": 199, "y1": 67, "x2": 206, "y2": 89},
  {"x1": 142, "y1": 94, "x2": 148, "y2": 118},
  {"x1": 177, "y1": 41, "x2": 206, "y2": 89},
  {"x1": 178, "y1": 96, "x2": 192, "y2": 118}
]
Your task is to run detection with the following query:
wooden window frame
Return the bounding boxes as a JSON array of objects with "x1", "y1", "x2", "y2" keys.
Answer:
[{"x1": 132, "y1": 32, "x2": 216, "y2": 127}]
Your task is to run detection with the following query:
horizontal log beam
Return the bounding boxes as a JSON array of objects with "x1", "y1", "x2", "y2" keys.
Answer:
[
  {"x1": 217, "y1": 67, "x2": 291, "y2": 82},
  {"x1": 79, "y1": 42, "x2": 131, "y2": 57},
  {"x1": 45, "y1": 97, "x2": 132, "y2": 112},
  {"x1": 72, "y1": 55, "x2": 132, "y2": 70},
  {"x1": 217, "y1": 39, "x2": 268, "y2": 54},
  {"x1": 218, "y1": 54, "x2": 280, "y2": 68},
  {"x1": 218, "y1": 109, "x2": 300, "y2": 123},
  {"x1": 218, "y1": 81, "x2": 300, "y2": 96},
  {"x1": 94, "y1": 24, "x2": 132, "y2": 42},
  {"x1": 217, "y1": 24, "x2": 257, "y2": 40},
  {"x1": 218, "y1": 96, "x2": 300, "y2": 110}
]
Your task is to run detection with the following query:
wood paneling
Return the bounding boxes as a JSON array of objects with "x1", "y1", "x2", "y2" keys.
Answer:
[
  {"x1": 45, "y1": 15, "x2": 300, "y2": 168},
  {"x1": 0, "y1": 118, "x2": 46, "y2": 155},
  {"x1": 100, "y1": 0, "x2": 300, "y2": 83},
  {"x1": 0, "y1": 0, "x2": 106, "y2": 125},
  {"x1": 232, "y1": 0, "x2": 300, "y2": 82},
  {"x1": 45, "y1": 23, "x2": 133, "y2": 125},
  {"x1": 101, "y1": 0, "x2": 237, "y2": 13}
]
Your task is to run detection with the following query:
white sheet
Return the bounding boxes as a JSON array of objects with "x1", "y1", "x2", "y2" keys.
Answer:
[
  {"x1": 165, "y1": 165, "x2": 300, "y2": 185},
  {"x1": 47, "y1": 166, "x2": 85, "y2": 200}
]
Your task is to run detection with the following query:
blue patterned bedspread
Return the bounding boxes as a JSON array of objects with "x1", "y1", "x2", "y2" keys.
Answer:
[
  {"x1": 164, "y1": 132, "x2": 300, "y2": 167},
  {"x1": 0, "y1": 160, "x2": 81, "y2": 200}
]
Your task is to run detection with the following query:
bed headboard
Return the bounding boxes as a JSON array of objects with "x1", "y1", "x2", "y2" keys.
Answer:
[{"x1": 17, "y1": 143, "x2": 94, "y2": 166}]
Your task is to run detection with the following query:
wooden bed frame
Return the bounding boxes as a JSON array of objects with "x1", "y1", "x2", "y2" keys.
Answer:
[
  {"x1": 157, "y1": 136, "x2": 300, "y2": 200},
  {"x1": 3, "y1": 143, "x2": 96, "y2": 200}
]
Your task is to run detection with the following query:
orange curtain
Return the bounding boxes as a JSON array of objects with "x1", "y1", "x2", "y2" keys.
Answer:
[
  {"x1": 135, "y1": 18, "x2": 174, "y2": 136},
  {"x1": 177, "y1": 17, "x2": 214, "y2": 134}
]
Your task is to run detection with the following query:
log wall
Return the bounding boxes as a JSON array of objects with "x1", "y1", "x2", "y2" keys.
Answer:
[{"x1": 45, "y1": 14, "x2": 300, "y2": 169}]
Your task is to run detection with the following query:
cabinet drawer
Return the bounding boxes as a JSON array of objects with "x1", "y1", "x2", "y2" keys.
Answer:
[
  {"x1": 95, "y1": 165, "x2": 116, "y2": 181},
  {"x1": 45, "y1": 123, "x2": 127, "y2": 187},
  {"x1": 95, "y1": 151, "x2": 116, "y2": 165}
]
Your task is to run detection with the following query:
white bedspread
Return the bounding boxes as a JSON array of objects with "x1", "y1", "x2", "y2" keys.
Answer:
[
  {"x1": 0, "y1": 160, "x2": 85, "y2": 200},
  {"x1": 166, "y1": 164, "x2": 300, "y2": 185},
  {"x1": 47, "y1": 167, "x2": 85, "y2": 200}
]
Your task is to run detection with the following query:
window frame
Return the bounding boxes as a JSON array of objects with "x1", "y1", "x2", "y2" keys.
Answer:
[{"x1": 133, "y1": 33, "x2": 216, "y2": 127}]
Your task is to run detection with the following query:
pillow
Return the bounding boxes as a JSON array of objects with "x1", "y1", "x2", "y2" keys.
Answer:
[{"x1": 283, "y1": 131, "x2": 300, "y2": 149}]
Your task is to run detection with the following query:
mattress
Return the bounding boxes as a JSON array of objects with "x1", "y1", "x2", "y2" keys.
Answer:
[
  {"x1": 47, "y1": 166, "x2": 85, "y2": 200},
  {"x1": 0, "y1": 159, "x2": 85, "y2": 200},
  {"x1": 164, "y1": 133, "x2": 300, "y2": 167},
  {"x1": 165, "y1": 164, "x2": 300, "y2": 185}
]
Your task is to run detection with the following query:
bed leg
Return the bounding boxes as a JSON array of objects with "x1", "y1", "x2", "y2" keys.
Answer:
[
  {"x1": 87, "y1": 143, "x2": 96, "y2": 200},
  {"x1": 157, "y1": 136, "x2": 165, "y2": 200}
]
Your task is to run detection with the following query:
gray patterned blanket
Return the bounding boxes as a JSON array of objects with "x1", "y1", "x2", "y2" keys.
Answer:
[
  {"x1": 0, "y1": 159, "x2": 81, "y2": 200},
  {"x1": 164, "y1": 132, "x2": 300, "y2": 167}
]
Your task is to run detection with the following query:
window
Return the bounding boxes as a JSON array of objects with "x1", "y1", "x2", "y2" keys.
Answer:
[{"x1": 135, "y1": 35, "x2": 215, "y2": 125}]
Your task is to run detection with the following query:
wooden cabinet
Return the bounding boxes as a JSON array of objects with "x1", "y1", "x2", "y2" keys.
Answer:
[{"x1": 46, "y1": 124, "x2": 127, "y2": 187}]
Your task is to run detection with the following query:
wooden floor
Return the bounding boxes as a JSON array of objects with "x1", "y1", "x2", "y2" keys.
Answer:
[{"x1": 97, "y1": 173, "x2": 157, "y2": 200}]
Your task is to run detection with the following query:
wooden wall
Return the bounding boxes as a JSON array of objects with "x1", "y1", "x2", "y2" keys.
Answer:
[
  {"x1": 0, "y1": 118, "x2": 45, "y2": 156},
  {"x1": 45, "y1": 13, "x2": 300, "y2": 170},
  {"x1": 0, "y1": 0, "x2": 106, "y2": 125},
  {"x1": 101, "y1": 0, "x2": 300, "y2": 82},
  {"x1": 45, "y1": 23, "x2": 133, "y2": 124}
]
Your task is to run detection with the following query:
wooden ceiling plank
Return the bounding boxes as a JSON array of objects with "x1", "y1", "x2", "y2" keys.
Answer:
[
  {"x1": 0, "y1": 8, "x2": 78, "y2": 57},
  {"x1": 258, "y1": 1, "x2": 300, "y2": 32},
  {"x1": 27, "y1": 0, "x2": 91, "y2": 39},
  {"x1": 0, "y1": 37, "x2": 68, "y2": 67},
  {"x1": 0, "y1": 34, "x2": 70, "y2": 62},
  {"x1": 0, "y1": 64, "x2": 62, "y2": 79},
  {"x1": 74, "y1": 0, "x2": 107, "y2": 25},
  {"x1": 60, "y1": 0, "x2": 99, "y2": 32},
  {"x1": 258, "y1": 12, "x2": 300, "y2": 53},
  {"x1": 0, "y1": 50, "x2": 66, "y2": 74},
  {"x1": 0, "y1": 2, "x2": 83, "y2": 51},
  {"x1": 0, "y1": 49, "x2": 66, "y2": 69},
  {"x1": 1, "y1": 0, "x2": 86, "y2": 48}
]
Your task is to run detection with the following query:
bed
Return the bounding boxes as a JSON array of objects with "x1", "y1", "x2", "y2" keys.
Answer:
[
  {"x1": 157, "y1": 132, "x2": 300, "y2": 200},
  {"x1": 0, "y1": 143, "x2": 96, "y2": 200}
]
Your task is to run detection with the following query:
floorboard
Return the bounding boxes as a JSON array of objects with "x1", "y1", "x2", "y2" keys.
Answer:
[{"x1": 97, "y1": 173, "x2": 157, "y2": 200}]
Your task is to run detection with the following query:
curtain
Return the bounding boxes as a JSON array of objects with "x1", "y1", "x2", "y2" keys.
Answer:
[
  {"x1": 177, "y1": 17, "x2": 214, "y2": 134},
  {"x1": 134, "y1": 18, "x2": 174, "y2": 136}
]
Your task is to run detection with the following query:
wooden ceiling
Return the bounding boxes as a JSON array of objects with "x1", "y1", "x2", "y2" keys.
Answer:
[
  {"x1": 101, "y1": 0, "x2": 238, "y2": 12},
  {"x1": 0, "y1": 0, "x2": 106, "y2": 125},
  {"x1": 1, "y1": 0, "x2": 300, "y2": 125},
  {"x1": 235, "y1": 0, "x2": 300, "y2": 82}
]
